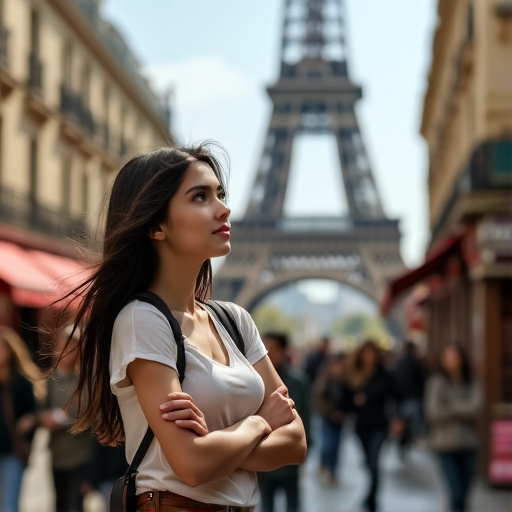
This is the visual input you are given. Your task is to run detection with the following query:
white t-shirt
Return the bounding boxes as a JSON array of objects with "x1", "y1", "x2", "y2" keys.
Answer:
[{"x1": 109, "y1": 300, "x2": 267, "y2": 506}]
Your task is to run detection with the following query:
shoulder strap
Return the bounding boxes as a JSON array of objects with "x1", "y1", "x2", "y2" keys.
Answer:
[
  {"x1": 132, "y1": 291, "x2": 186, "y2": 383},
  {"x1": 125, "y1": 291, "x2": 187, "y2": 474},
  {"x1": 205, "y1": 300, "x2": 245, "y2": 355}
]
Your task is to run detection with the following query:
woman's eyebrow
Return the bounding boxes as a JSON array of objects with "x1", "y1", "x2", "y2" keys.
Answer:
[{"x1": 185, "y1": 184, "x2": 224, "y2": 195}]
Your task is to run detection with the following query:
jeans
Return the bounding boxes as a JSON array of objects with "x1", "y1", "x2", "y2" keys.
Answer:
[
  {"x1": 319, "y1": 419, "x2": 343, "y2": 477},
  {"x1": 258, "y1": 473, "x2": 299, "y2": 512},
  {"x1": 0, "y1": 454, "x2": 25, "y2": 512},
  {"x1": 438, "y1": 451, "x2": 476, "y2": 512},
  {"x1": 52, "y1": 463, "x2": 88, "y2": 512},
  {"x1": 356, "y1": 429, "x2": 387, "y2": 512}
]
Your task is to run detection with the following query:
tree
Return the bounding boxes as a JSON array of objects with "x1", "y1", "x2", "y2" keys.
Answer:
[{"x1": 252, "y1": 304, "x2": 299, "y2": 339}]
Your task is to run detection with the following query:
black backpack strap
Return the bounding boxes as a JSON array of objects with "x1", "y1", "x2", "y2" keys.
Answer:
[
  {"x1": 123, "y1": 426, "x2": 154, "y2": 478},
  {"x1": 123, "y1": 291, "x2": 187, "y2": 475},
  {"x1": 205, "y1": 300, "x2": 245, "y2": 356},
  {"x1": 132, "y1": 291, "x2": 186, "y2": 383}
]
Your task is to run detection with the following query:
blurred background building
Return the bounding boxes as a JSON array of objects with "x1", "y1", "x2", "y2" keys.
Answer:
[
  {"x1": 0, "y1": 0, "x2": 171, "y2": 341},
  {"x1": 382, "y1": 0, "x2": 512, "y2": 485}
]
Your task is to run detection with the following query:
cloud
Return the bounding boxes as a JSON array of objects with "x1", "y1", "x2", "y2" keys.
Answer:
[{"x1": 144, "y1": 57, "x2": 257, "y2": 107}]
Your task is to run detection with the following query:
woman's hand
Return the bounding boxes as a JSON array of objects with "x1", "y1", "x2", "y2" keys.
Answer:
[
  {"x1": 257, "y1": 385, "x2": 296, "y2": 431},
  {"x1": 160, "y1": 392, "x2": 209, "y2": 436}
]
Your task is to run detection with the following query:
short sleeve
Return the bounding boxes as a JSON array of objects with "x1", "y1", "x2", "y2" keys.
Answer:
[
  {"x1": 110, "y1": 301, "x2": 179, "y2": 393},
  {"x1": 215, "y1": 302, "x2": 267, "y2": 365}
]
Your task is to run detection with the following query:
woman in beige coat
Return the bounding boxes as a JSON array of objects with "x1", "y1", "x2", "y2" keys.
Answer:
[{"x1": 425, "y1": 343, "x2": 481, "y2": 512}]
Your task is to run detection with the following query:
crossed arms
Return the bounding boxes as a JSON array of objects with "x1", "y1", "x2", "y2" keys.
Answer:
[{"x1": 127, "y1": 355, "x2": 307, "y2": 487}]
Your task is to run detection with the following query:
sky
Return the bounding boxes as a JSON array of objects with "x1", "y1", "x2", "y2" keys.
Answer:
[{"x1": 102, "y1": 0, "x2": 438, "y2": 268}]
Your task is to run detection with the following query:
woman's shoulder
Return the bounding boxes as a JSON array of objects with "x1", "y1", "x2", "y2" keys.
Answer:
[
  {"x1": 209, "y1": 301, "x2": 252, "y2": 325},
  {"x1": 114, "y1": 298, "x2": 170, "y2": 328}
]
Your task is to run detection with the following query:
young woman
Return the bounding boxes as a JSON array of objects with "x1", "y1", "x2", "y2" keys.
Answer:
[
  {"x1": 67, "y1": 144, "x2": 307, "y2": 512},
  {"x1": 0, "y1": 327, "x2": 43, "y2": 512},
  {"x1": 425, "y1": 343, "x2": 481, "y2": 512},
  {"x1": 313, "y1": 352, "x2": 347, "y2": 486},
  {"x1": 344, "y1": 340, "x2": 403, "y2": 512}
]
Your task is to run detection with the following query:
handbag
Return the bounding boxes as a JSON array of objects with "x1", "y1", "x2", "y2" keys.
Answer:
[{"x1": 110, "y1": 291, "x2": 245, "y2": 512}]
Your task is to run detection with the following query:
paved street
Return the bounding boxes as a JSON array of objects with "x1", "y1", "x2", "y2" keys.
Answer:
[{"x1": 20, "y1": 426, "x2": 512, "y2": 512}]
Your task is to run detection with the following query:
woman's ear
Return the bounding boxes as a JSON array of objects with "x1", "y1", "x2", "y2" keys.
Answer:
[{"x1": 148, "y1": 224, "x2": 165, "y2": 241}]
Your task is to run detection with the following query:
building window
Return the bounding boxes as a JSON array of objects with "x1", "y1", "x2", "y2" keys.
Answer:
[
  {"x1": 102, "y1": 85, "x2": 110, "y2": 150},
  {"x1": 28, "y1": 10, "x2": 42, "y2": 91},
  {"x1": 29, "y1": 137, "x2": 38, "y2": 201},
  {"x1": 81, "y1": 168, "x2": 89, "y2": 216},
  {"x1": 62, "y1": 42, "x2": 72, "y2": 87},
  {"x1": 61, "y1": 156, "x2": 71, "y2": 213},
  {"x1": 81, "y1": 62, "x2": 90, "y2": 107}
]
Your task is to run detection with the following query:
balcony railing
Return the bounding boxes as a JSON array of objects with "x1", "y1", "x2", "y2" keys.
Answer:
[
  {"x1": 0, "y1": 24, "x2": 9, "y2": 69},
  {"x1": 28, "y1": 52, "x2": 43, "y2": 92},
  {"x1": 0, "y1": 184, "x2": 87, "y2": 239},
  {"x1": 60, "y1": 84, "x2": 95, "y2": 137}
]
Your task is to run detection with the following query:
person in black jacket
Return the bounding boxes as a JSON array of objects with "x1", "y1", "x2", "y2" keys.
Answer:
[
  {"x1": 313, "y1": 352, "x2": 347, "y2": 486},
  {"x1": 0, "y1": 327, "x2": 43, "y2": 512},
  {"x1": 345, "y1": 340, "x2": 404, "y2": 512}
]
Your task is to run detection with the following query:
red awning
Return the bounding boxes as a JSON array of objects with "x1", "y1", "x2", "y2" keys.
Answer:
[
  {"x1": 0, "y1": 241, "x2": 88, "y2": 308},
  {"x1": 381, "y1": 235, "x2": 462, "y2": 315}
]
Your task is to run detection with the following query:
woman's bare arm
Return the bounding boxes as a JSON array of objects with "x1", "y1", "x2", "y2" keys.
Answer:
[
  {"x1": 128, "y1": 358, "x2": 270, "y2": 487},
  {"x1": 238, "y1": 356, "x2": 307, "y2": 471}
]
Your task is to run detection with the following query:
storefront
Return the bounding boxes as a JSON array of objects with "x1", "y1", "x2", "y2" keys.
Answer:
[
  {"x1": 0, "y1": 239, "x2": 88, "y2": 359},
  {"x1": 382, "y1": 216, "x2": 512, "y2": 486}
]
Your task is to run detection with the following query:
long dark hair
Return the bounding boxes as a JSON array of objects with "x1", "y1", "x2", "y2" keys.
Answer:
[
  {"x1": 66, "y1": 142, "x2": 227, "y2": 445},
  {"x1": 438, "y1": 342, "x2": 473, "y2": 385}
]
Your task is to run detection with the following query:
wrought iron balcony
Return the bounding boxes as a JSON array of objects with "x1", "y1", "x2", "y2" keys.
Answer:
[
  {"x1": 0, "y1": 24, "x2": 9, "y2": 69},
  {"x1": 60, "y1": 84, "x2": 95, "y2": 137},
  {"x1": 0, "y1": 184, "x2": 87, "y2": 239},
  {"x1": 27, "y1": 52, "x2": 43, "y2": 92}
]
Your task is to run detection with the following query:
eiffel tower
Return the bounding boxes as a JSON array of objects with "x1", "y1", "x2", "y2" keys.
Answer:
[{"x1": 214, "y1": 0, "x2": 404, "y2": 310}]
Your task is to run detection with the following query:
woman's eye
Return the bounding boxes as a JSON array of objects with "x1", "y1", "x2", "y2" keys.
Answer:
[
  {"x1": 194, "y1": 192, "x2": 206, "y2": 201},
  {"x1": 218, "y1": 192, "x2": 226, "y2": 203}
]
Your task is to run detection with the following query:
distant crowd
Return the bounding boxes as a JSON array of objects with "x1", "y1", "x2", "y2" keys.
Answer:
[{"x1": 0, "y1": 326, "x2": 480, "y2": 512}]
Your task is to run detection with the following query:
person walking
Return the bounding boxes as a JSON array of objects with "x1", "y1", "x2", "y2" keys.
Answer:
[
  {"x1": 257, "y1": 332, "x2": 311, "y2": 512},
  {"x1": 313, "y1": 352, "x2": 347, "y2": 486},
  {"x1": 39, "y1": 327, "x2": 94, "y2": 512},
  {"x1": 58, "y1": 144, "x2": 307, "y2": 512},
  {"x1": 304, "y1": 336, "x2": 330, "y2": 386},
  {"x1": 425, "y1": 342, "x2": 481, "y2": 512},
  {"x1": 393, "y1": 340, "x2": 427, "y2": 453},
  {"x1": 345, "y1": 340, "x2": 403, "y2": 512},
  {"x1": 0, "y1": 327, "x2": 42, "y2": 512}
]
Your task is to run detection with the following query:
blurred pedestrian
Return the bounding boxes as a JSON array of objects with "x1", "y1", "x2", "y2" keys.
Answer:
[
  {"x1": 304, "y1": 336, "x2": 330, "y2": 385},
  {"x1": 258, "y1": 332, "x2": 311, "y2": 512},
  {"x1": 425, "y1": 342, "x2": 481, "y2": 512},
  {"x1": 393, "y1": 340, "x2": 427, "y2": 453},
  {"x1": 345, "y1": 340, "x2": 404, "y2": 512},
  {"x1": 83, "y1": 442, "x2": 127, "y2": 503},
  {"x1": 0, "y1": 327, "x2": 42, "y2": 512},
  {"x1": 313, "y1": 352, "x2": 348, "y2": 486},
  {"x1": 39, "y1": 326, "x2": 94, "y2": 512}
]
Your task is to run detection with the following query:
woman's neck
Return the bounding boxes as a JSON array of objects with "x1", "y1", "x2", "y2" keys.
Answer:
[{"x1": 150, "y1": 256, "x2": 203, "y2": 314}]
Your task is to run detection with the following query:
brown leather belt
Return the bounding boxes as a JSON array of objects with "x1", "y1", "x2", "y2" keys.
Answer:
[{"x1": 137, "y1": 490, "x2": 255, "y2": 512}]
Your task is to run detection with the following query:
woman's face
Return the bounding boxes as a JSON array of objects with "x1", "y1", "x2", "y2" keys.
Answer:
[
  {"x1": 361, "y1": 345, "x2": 378, "y2": 369},
  {"x1": 158, "y1": 160, "x2": 231, "y2": 262},
  {"x1": 441, "y1": 346, "x2": 461, "y2": 375}
]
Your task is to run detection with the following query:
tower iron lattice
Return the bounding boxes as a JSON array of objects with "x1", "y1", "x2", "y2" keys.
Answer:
[{"x1": 214, "y1": 0, "x2": 403, "y2": 309}]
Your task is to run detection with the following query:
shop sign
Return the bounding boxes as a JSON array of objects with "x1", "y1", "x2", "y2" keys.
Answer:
[{"x1": 489, "y1": 419, "x2": 512, "y2": 484}]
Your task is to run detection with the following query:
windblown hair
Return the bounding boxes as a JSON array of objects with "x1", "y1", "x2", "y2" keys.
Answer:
[
  {"x1": 345, "y1": 339, "x2": 384, "y2": 389},
  {"x1": 0, "y1": 327, "x2": 45, "y2": 400},
  {"x1": 65, "y1": 142, "x2": 227, "y2": 446},
  {"x1": 438, "y1": 342, "x2": 473, "y2": 385}
]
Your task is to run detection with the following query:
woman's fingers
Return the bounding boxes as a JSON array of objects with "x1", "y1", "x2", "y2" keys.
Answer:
[
  {"x1": 174, "y1": 419, "x2": 208, "y2": 437},
  {"x1": 160, "y1": 399, "x2": 202, "y2": 414}
]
